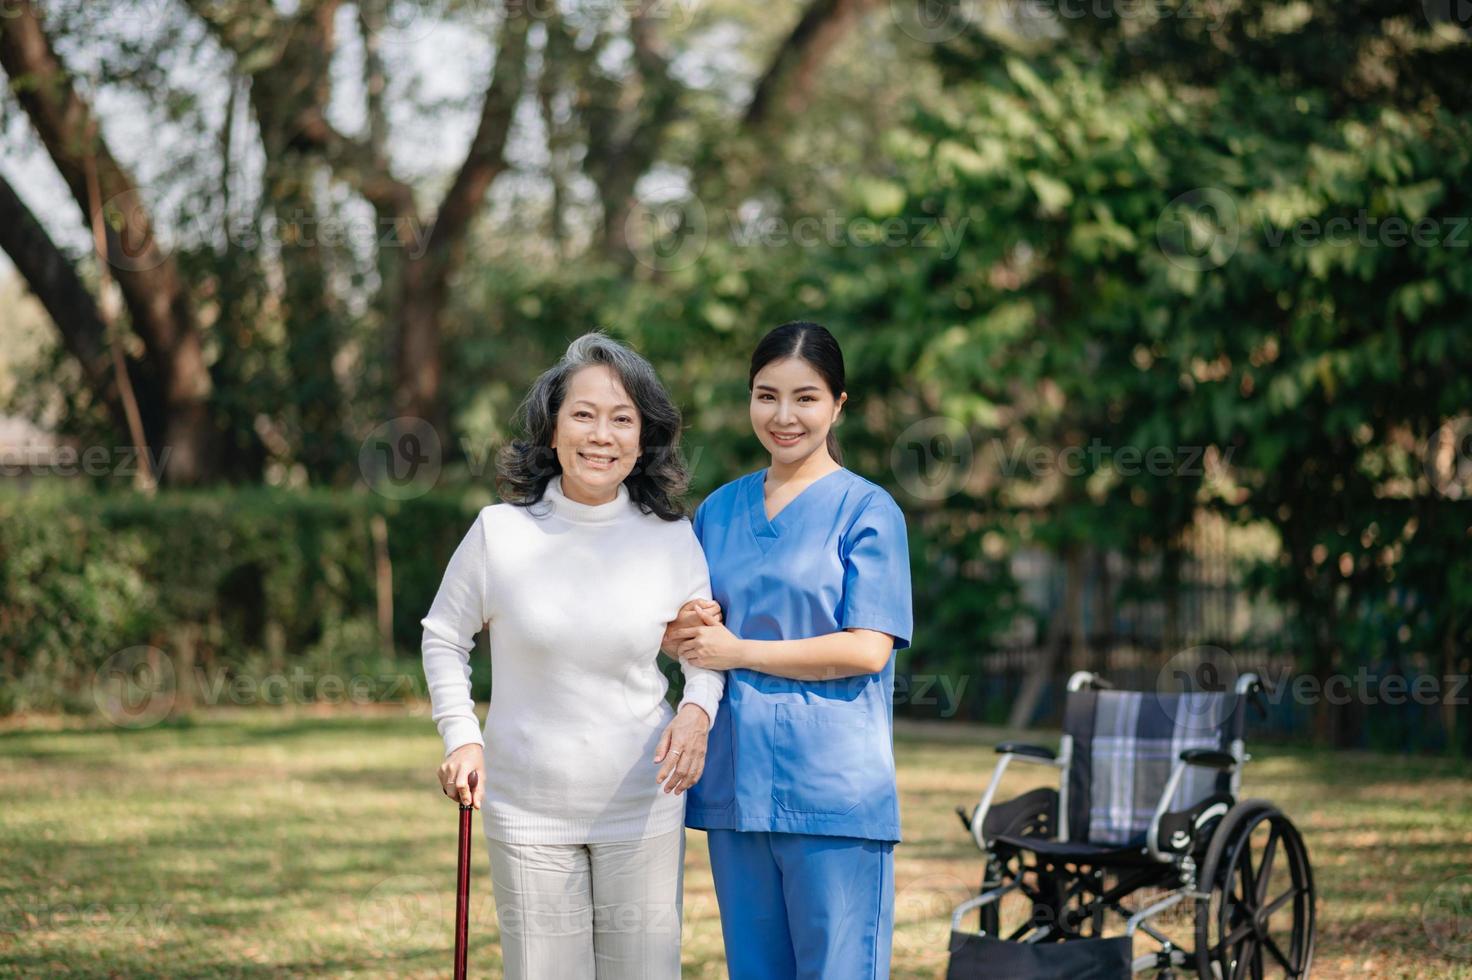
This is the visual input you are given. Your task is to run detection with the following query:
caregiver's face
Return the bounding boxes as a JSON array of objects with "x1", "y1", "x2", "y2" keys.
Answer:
[
  {"x1": 749, "y1": 357, "x2": 845, "y2": 465},
  {"x1": 551, "y1": 365, "x2": 642, "y2": 504}
]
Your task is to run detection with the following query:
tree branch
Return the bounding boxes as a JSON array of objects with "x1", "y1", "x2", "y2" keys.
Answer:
[
  {"x1": 1, "y1": 0, "x2": 216, "y2": 483},
  {"x1": 393, "y1": 7, "x2": 532, "y2": 427},
  {"x1": 424, "y1": 7, "x2": 531, "y2": 261},
  {"x1": 0, "y1": 169, "x2": 135, "y2": 439},
  {"x1": 743, "y1": 0, "x2": 883, "y2": 130},
  {"x1": 183, "y1": 0, "x2": 416, "y2": 215},
  {"x1": 576, "y1": 10, "x2": 686, "y2": 260}
]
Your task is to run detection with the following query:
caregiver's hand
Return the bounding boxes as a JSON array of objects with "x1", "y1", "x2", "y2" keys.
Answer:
[
  {"x1": 672, "y1": 607, "x2": 747, "y2": 670},
  {"x1": 661, "y1": 599, "x2": 722, "y2": 655},
  {"x1": 654, "y1": 703, "x2": 709, "y2": 795},
  {"x1": 437, "y1": 742, "x2": 486, "y2": 809}
]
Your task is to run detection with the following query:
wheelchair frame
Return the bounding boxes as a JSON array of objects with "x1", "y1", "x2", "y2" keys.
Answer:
[{"x1": 948, "y1": 670, "x2": 1315, "y2": 977}]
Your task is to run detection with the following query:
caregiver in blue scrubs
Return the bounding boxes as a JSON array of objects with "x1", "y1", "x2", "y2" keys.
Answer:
[{"x1": 665, "y1": 321, "x2": 913, "y2": 979}]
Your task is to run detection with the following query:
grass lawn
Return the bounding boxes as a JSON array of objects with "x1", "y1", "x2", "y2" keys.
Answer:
[{"x1": 1, "y1": 704, "x2": 1469, "y2": 978}]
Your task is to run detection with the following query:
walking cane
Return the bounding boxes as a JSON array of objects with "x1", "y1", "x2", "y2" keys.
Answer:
[{"x1": 454, "y1": 770, "x2": 478, "y2": 980}]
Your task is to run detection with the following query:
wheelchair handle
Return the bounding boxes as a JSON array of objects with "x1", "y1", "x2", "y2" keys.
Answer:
[{"x1": 1248, "y1": 679, "x2": 1268, "y2": 719}]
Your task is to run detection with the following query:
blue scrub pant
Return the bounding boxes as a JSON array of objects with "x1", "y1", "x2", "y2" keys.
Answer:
[{"x1": 706, "y1": 829, "x2": 894, "y2": 980}]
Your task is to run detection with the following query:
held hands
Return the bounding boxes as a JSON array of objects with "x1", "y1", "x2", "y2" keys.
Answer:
[
  {"x1": 654, "y1": 703, "x2": 710, "y2": 795},
  {"x1": 661, "y1": 599, "x2": 722, "y2": 655},
  {"x1": 438, "y1": 742, "x2": 486, "y2": 810},
  {"x1": 669, "y1": 605, "x2": 748, "y2": 671}
]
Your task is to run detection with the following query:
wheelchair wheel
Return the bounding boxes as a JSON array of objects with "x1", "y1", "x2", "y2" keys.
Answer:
[{"x1": 1194, "y1": 800, "x2": 1316, "y2": 979}]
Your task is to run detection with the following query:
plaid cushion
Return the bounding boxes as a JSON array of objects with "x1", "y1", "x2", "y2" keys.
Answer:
[{"x1": 1085, "y1": 691, "x2": 1228, "y2": 847}]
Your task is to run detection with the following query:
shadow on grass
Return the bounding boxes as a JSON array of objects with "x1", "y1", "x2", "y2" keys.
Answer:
[
  {"x1": 0, "y1": 947, "x2": 449, "y2": 979},
  {"x1": 5, "y1": 709, "x2": 1471, "y2": 978},
  {"x1": 0, "y1": 708, "x2": 429, "y2": 752}
]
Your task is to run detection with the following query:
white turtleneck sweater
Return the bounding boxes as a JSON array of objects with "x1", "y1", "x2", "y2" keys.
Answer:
[{"x1": 419, "y1": 476, "x2": 724, "y2": 844}]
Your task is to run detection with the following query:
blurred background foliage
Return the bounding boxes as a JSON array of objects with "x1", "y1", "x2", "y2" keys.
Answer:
[{"x1": 1, "y1": 0, "x2": 1468, "y2": 750}]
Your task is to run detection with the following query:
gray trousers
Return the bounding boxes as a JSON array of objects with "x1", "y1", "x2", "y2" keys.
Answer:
[{"x1": 486, "y1": 827, "x2": 685, "y2": 979}]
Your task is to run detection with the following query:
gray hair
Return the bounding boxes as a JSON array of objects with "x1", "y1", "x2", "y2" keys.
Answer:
[{"x1": 495, "y1": 332, "x2": 690, "y2": 521}]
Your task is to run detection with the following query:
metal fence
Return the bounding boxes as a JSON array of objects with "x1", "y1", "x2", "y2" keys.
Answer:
[{"x1": 897, "y1": 519, "x2": 1463, "y2": 753}]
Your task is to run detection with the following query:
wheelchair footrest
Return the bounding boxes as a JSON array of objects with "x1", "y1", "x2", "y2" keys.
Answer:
[{"x1": 945, "y1": 931, "x2": 1132, "y2": 980}]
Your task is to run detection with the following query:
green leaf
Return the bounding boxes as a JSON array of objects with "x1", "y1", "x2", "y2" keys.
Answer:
[{"x1": 1025, "y1": 171, "x2": 1073, "y2": 214}]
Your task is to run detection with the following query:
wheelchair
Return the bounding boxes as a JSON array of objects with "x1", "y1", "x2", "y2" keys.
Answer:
[{"x1": 947, "y1": 671, "x2": 1316, "y2": 979}]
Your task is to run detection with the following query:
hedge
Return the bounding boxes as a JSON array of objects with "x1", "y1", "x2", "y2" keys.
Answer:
[{"x1": 0, "y1": 486, "x2": 492, "y2": 716}]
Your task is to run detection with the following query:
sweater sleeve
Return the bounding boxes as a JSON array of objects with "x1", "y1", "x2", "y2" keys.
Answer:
[
  {"x1": 420, "y1": 511, "x2": 488, "y2": 758},
  {"x1": 675, "y1": 523, "x2": 725, "y2": 725}
]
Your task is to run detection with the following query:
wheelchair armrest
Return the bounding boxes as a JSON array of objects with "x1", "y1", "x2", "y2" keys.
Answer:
[
  {"x1": 967, "y1": 745, "x2": 1068, "y2": 852},
  {"x1": 996, "y1": 742, "x2": 1057, "y2": 762},
  {"x1": 1179, "y1": 748, "x2": 1236, "y2": 770},
  {"x1": 1146, "y1": 751, "x2": 1240, "y2": 860},
  {"x1": 1155, "y1": 792, "x2": 1233, "y2": 858}
]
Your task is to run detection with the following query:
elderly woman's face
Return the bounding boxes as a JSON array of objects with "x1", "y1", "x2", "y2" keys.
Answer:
[{"x1": 550, "y1": 365, "x2": 642, "y2": 504}]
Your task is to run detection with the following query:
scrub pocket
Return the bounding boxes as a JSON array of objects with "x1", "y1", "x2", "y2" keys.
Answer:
[{"x1": 772, "y1": 701, "x2": 891, "y2": 816}]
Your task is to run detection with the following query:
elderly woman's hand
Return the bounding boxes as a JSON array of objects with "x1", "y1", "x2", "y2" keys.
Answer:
[
  {"x1": 437, "y1": 742, "x2": 486, "y2": 809},
  {"x1": 661, "y1": 599, "x2": 722, "y2": 655},
  {"x1": 653, "y1": 703, "x2": 710, "y2": 795}
]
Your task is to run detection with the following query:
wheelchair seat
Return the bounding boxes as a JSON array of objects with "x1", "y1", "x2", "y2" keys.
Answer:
[{"x1": 987, "y1": 833, "x2": 1164, "y2": 867}]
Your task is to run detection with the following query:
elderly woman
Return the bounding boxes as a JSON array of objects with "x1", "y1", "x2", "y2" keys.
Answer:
[{"x1": 420, "y1": 333, "x2": 723, "y2": 979}]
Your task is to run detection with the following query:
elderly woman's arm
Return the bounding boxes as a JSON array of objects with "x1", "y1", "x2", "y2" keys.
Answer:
[
  {"x1": 654, "y1": 651, "x2": 724, "y2": 795},
  {"x1": 653, "y1": 661, "x2": 723, "y2": 794},
  {"x1": 652, "y1": 533, "x2": 725, "y2": 794},
  {"x1": 421, "y1": 511, "x2": 490, "y2": 808},
  {"x1": 654, "y1": 600, "x2": 725, "y2": 790},
  {"x1": 676, "y1": 657, "x2": 724, "y2": 726}
]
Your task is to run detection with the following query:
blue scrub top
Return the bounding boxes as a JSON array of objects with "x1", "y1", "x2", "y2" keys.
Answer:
[{"x1": 684, "y1": 467, "x2": 913, "y2": 843}]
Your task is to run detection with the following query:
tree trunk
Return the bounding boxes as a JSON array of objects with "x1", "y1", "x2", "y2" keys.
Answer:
[
  {"x1": 1009, "y1": 546, "x2": 1084, "y2": 729},
  {"x1": 210, "y1": 76, "x2": 270, "y2": 484},
  {"x1": 248, "y1": 1, "x2": 351, "y2": 484},
  {"x1": 393, "y1": 9, "x2": 530, "y2": 431},
  {"x1": 396, "y1": 256, "x2": 448, "y2": 436}
]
